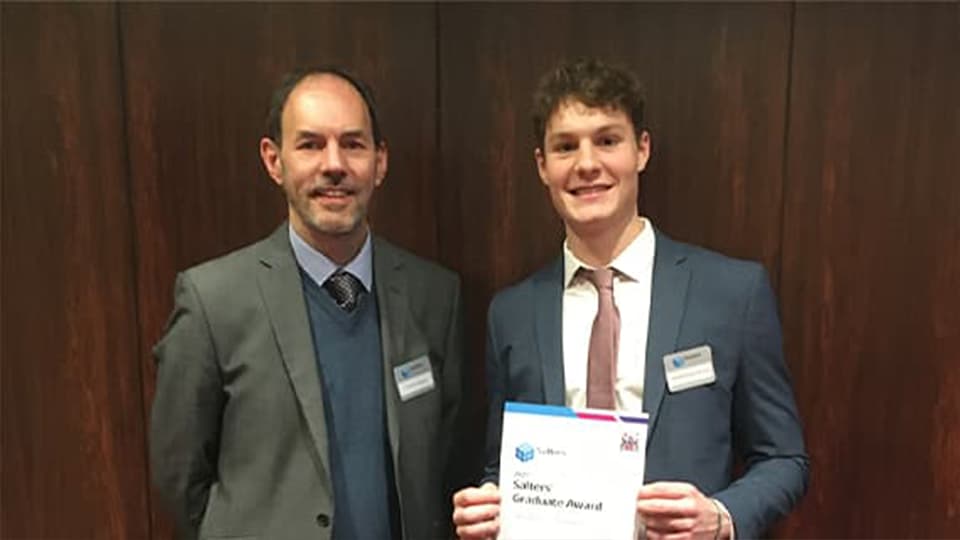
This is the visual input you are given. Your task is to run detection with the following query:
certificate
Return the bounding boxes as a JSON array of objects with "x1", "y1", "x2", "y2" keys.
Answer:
[{"x1": 498, "y1": 402, "x2": 648, "y2": 540}]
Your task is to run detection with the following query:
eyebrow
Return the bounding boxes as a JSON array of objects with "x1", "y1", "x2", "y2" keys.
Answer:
[
  {"x1": 293, "y1": 129, "x2": 370, "y2": 140},
  {"x1": 547, "y1": 124, "x2": 626, "y2": 140}
]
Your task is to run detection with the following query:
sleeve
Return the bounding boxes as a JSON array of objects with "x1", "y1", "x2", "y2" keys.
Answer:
[
  {"x1": 441, "y1": 275, "x2": 466, "y2": 494},
  {"x1": 481, "y1": 296, "x2": 507, "y2": 486},
  {"x1": 713, "y1": 266, "x2": 810, "y2": 538},
  {"x1": 150, "y1": 272, "x2": 225, "y2": 539}
]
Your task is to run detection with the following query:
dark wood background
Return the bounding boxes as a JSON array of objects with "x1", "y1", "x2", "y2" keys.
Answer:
[{"x1": 3, "y1": 2, "x2": 958, "y2": 538}]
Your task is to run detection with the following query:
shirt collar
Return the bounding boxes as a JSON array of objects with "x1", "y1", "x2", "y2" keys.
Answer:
[
  {"x1": 562, "y1": 217, "x2": 656, "y2": 288},
  {"x1": 289, "y1": 224, "x2": 374, "y2": 291}
]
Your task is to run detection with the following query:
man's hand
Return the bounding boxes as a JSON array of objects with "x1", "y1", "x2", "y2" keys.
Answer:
[
  {"x1": 636, "y1": 482, "x2": 730, "y2": 540},
  {"x1": 452, "y1": 482, "x2": 501, "y2": 539}
]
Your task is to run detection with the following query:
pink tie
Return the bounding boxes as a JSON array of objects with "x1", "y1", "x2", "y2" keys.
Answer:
[{"x1": 584, "y1": 267, "x2": 619, "y2": 410}]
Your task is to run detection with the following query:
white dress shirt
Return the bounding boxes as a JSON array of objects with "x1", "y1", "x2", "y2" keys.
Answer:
[{"x1": 562, "y1": 217, "x2": 656, "y2": 411}]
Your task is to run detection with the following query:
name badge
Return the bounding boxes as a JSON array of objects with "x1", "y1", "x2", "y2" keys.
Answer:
[
  {"x1": 393, "y1": 355, "x2": 435, "y2": 401},
  {"x1": 663, "y1": 345, "x2": 716, "y2": 393}
]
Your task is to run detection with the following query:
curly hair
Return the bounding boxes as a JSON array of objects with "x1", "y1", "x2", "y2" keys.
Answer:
[{"x1": 531, "y1": 58, "x2": 645, "y2": 147}]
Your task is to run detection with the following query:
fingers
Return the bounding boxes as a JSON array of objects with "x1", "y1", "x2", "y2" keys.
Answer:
[
  {"x1": 642, "y1": 515, "x2": 697, "y2": 533},
  {"x1": 637, "y1": 481, "x2": 709, "y2": 517},
  {"x1": 636, "y1": 495, "x2": 699, "y2": 518},
  {"x1": 637, "y1": 481, "x2": 700, "y2": 500},
  {"x1": 455, "y1": 515, "x2": 500, "y2": 540},
  {"x1": 636, "y1": 483, "x2": 719, "y2": 540},
  {"x1": 452, "y1": 483, "x2": 501, "y2": 539},
  {"x1": 643, "y1": 531, "x2": 696, "y2": 540},
  {"x1": 452, "y1": 499, "x2": 499, "y2": 525},
  {"x1": 453, "y1": 482, "x2": 501, "y2": 507}
]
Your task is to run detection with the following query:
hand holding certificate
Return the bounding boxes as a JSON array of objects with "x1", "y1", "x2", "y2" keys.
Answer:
[{"x1": 498, "y1": 402, "x2": 649, "y2": 540}]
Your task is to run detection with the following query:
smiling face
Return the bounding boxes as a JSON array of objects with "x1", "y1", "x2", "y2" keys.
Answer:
[
  {"x1": 259, "y1": 74, "x2": 387, "y2": 250},
  {"x1": 536, "y1": 99, "x2": 650, "y2": 239}
]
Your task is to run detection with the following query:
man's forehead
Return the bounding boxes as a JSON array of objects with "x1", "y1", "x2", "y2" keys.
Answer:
[
  {"x1": 546, "y1": 99, "x2": 631, "y2": 133},
  {"x1": 282, "y1": 74, "x2": 371, "y2": 134},
  {"x1": 293, "y1": 73, "x2": 358, "y2": 96}
]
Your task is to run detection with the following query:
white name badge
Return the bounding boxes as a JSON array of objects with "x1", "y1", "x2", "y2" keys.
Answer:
[
  {"x1": 663, "y1": 345, "x2": 716, "y2": 393},
  {"x1": 498, "y1": 402, "x2": 648, "y2": 540},
  {"x1": 393, "y1": 355, "x2": 435, "y2": 401}
]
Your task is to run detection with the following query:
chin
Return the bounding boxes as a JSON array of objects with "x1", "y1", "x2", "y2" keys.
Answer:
[
  {"x1": 567, "y1": 210, "x2": 613, "y2": 228},
  {"x1": 319, "y1": 223, "x2": 361, "y2": 237}
]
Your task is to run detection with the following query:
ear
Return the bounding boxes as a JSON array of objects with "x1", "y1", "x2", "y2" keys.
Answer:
[
  {"x1": 374, "y1": 141, "x2": 388, "y2": 187},
  {"x1": 635, "y1": 130, "x2": 651, "y2": 173},
  {"x1": 535, "y1": 147, "x2": 549, "y2": 186},
  {"x1": 260, "y1": 137, "x2": 284, "y2": 186}
]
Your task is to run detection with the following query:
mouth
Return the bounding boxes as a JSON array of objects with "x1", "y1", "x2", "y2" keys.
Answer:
[
  {"x1": 568, "y1": 184, "x2": 613, "y2": 197},
  {"x1": 309, "y1": 186, "x2": 356, "y2": 200}
]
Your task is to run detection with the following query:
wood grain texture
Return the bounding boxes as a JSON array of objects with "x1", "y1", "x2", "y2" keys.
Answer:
[
  {"x1": 778, "y1": 3, "x2": 960, "y2": 536},
  {"x1": 1, "y1": 3, "x2": 150, "y2": 538},
  {"x1": 3, "y1": 2, "x2": 958, "y2": 536},
  {"x1": 438, "y1": 2, "x2": 791, "y2": 285},
  {"x1": 118, "y1": 3, "x2": 437, "y2": 536}
]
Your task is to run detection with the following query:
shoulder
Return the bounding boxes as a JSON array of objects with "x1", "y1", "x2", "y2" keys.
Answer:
[
  {"x1": 489, "y1": 257, "x2": 562, "y2": 318},
  {"x1": 374, "y1": 236, "x2": 459, "y2": 283},
  {"x1": 656, "y1": 231, "x2": 768, "y2": 289},
  {"x1": 373, "y1": 236, "x2": 460, "y2": 288},
  {"x1": 180, "y1": 227, "x2": 285, "y2": 296}
]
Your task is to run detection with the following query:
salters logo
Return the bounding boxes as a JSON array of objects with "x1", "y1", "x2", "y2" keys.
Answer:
[
  {"x1": 515, "y1": 442, "x2": 535, "y2": 462},
  {"x1": 514, "y1": 442, "x2": 567, "y2": 463}
]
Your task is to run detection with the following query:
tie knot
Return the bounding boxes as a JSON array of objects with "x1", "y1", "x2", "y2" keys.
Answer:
[
  {"x1": 582, "y1": 267, "x2": 615, "y2": 291},
  {"x1": 323, "y1": 270, "x2": 365, "y2": 311}
]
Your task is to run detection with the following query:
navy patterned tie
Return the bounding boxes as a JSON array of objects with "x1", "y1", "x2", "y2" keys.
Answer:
[{"x1": 323, "y1": 270, "x2": 364, "y2": 312}]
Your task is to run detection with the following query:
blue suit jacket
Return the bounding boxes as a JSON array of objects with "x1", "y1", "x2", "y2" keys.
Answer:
[{"x1": 483, "y1": 230, "x2": 808, "y2": 538}]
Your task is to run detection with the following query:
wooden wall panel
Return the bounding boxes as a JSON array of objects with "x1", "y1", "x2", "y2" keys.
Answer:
[
  {"x1": 438, "y1": 1, "x2": 792, "y2": 489},
  {"x1": 779, "y1": 3, "x2": 960, "y2": 537},
  {"x1": 3, "y1": 2, "x2": 957, "y2": 536},
  {"x1": 438, "y1": 2, "x2": 791, "y2": 284},
  {"x1": 0, "y1": 4, "x2": 150, "y2": 538},
  {"x1": 118, "y1": 3, "x2": 437, "y2": 536}
]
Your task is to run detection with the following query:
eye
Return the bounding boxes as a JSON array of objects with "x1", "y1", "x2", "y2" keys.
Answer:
[
  {"x1": 597, "y1": 135, "x2": 621, "y2": 147},
  {"x1": 297, "y1": 140, "x2": 321, "y2": 150},
  {"x1": 343, "y1": 139, "x2": 367, "y2": 151},
  {"x1": 552, "y1": 141, "x2": 577, "y2": 153}
]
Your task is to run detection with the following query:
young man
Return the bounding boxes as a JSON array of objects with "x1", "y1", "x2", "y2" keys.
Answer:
[
  {"x1": 151, "y1": 67, "x2": 464, "y2": 539},
  {"x1": 453, "y1": 58, "x2": 808, "y2": 539}
]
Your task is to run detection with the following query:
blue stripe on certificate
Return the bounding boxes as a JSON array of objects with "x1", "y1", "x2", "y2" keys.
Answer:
[{"x1": 504, "y1": 402, "x2": 577, "y2": 417}]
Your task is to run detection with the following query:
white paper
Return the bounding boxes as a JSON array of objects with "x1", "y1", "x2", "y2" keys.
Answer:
[{"x1": 498, "y1": 402, "x2": 649, "y2": 540}]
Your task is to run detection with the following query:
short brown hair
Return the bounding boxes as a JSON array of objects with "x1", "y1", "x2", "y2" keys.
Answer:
[{"x1": 531, "y1": 58, "x2": 645, "y2": 147}]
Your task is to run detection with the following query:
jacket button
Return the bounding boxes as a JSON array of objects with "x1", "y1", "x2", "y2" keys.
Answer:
[{"x1": 316, "y1": 513, "x2": 330, "y2": 527}]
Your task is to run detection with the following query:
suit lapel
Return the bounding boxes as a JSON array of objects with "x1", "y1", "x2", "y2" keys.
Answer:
[
  {"x1": 534, "y1": 258, "x2": 566, "y2": 405},
  {"x1": 644, "y1": 231, "x2": 690, "y2": 444},
  {"x1": 256, "y1": 225, "x2": 332, "y2": 480},
  {"x1": 373, "y1": 237, "x2": 427, "y2": 467}
]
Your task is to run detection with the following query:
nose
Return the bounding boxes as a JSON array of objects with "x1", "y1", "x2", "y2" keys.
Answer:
[
  {"x1": 322, "y1": 142, "x2": 347, "y2": 183},
  {"x1": 574, "y1": 142, "x2": 600, "y2": 178}
]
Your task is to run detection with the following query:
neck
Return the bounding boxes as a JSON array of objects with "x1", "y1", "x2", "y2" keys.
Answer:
[
  {"x1": 293, "y1": 220, "x2": 368, "y2": 266},
  {"x1": 566, "y1": 215, "x2": 644, "y2": 267}
]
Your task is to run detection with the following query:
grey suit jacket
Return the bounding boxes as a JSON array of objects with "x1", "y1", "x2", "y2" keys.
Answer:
[
  {"x1": 483, "y1": 230, "x2": 809, "y2": 538},
  {"x1": 151, "y1": 225, "x2": 464, "y2": 540}
]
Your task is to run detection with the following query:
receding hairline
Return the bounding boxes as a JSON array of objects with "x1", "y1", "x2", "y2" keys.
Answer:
[{"x1": 278, "y1": 73, "x2": 379, "y2": 141}]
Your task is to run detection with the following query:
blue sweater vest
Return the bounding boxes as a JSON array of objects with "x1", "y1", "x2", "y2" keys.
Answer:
[{"x1": 301, "y1": 271, "x2": 400, "y2": 539}]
